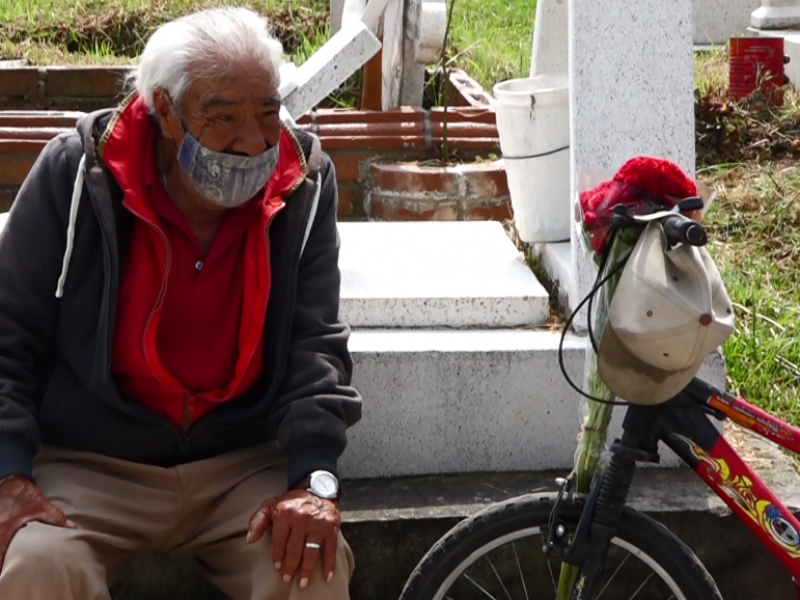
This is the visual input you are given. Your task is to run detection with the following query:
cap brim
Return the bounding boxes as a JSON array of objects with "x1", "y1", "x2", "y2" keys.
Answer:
[{"x1": 597, "y1": 322, "x2": 700, "y2": 405}]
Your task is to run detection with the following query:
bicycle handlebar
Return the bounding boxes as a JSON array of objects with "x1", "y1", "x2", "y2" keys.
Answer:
[{"x1": 661, "y1": 214, "x2": 707, "y2": 247}]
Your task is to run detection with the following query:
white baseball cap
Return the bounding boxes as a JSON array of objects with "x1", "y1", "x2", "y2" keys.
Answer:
[{"x1": 597, "y1": 220, "x2": 735, "y2": 405}]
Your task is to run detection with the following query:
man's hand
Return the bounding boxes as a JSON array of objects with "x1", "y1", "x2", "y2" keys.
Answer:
[
  {"x1": 0, "y1": 476, "x2": 76, "y2": 570},
  {"x1": 247, "y1": 490, "x2": 341, "y2": 588}
]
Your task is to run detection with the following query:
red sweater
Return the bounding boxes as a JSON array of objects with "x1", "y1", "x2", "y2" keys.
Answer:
[{"x1": 103, "y1": 97, "x2": 303, "y2": 430}]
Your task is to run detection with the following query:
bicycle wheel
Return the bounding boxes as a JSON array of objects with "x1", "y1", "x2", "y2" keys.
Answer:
[{"x1": 399, "y1": 492, "x2": 721, "y2": 600}]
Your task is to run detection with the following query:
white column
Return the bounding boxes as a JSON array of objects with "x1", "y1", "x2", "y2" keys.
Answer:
[
  {"x1": 568, "y1": 0, "x2": 696, "y2": 330},
  {"x1": 752, "y1": 0, "x2": 800, "y2": 29},
  {"x1": 530, "y1": 0, "x2": 569, "y2": 78}
]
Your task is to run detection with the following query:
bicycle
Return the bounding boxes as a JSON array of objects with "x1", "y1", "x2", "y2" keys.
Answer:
[{"x1": 398, "y1": 202, "x2": 800, "y2": 600}]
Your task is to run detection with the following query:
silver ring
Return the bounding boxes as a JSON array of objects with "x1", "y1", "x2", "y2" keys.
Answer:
[{"x1": 305, "y1": 542, "x2": 321, "y2": 550}]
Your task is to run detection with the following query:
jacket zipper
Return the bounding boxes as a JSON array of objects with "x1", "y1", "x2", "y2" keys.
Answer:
[{"x1": 189, "y1": 181, "x2": 314, "y2": 439}]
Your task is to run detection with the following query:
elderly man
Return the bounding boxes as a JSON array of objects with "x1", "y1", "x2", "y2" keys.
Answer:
[{"x1": 0, "y1": 7, "x2": 361, "y2": 600}]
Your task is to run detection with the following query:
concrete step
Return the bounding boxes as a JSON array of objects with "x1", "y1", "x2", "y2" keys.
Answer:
[
  {"x1": 342, "y1": 327, "x2": 729, "y2": 479},
  {"x1": 110, "y1": 433, "x2": 800, "y2": 600},
  {"x1": 338, "y1": 221, "x2": 550, "y2": 328}
]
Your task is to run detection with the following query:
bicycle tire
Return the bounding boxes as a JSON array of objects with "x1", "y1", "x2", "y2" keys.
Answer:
[{"x1": 399, "y1": 492, "x2": 722, "y2": 600}]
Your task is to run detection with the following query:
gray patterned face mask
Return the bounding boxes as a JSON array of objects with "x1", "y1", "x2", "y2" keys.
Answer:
[{"x1": 176, "y1": 131, "x2": 280, "y2": 208}]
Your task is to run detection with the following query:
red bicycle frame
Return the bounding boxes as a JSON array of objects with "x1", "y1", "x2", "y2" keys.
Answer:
[{"x1": 665, "y1": 379, "x2": 800, "y2": 580}]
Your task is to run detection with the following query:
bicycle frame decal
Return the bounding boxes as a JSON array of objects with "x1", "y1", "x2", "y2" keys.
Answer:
[
  {"x1": 707, "y1": 391, "x2": 800, "y2": 455},
  {"x1": 674, "y1": 432, "x2": 800, "y2": 574}
]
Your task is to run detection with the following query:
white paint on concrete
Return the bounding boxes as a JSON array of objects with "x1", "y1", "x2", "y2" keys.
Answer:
[
  {"x1": 530, "y1": 0, "x2": 569, "y2": 78},
  {"x1": 281, "y1": 21, "x2": 382, "y2": 118},
  {"x1": 414, "y1": 0, "x2": 448, "y2": 64},
  {"x1": 533, "y1": 241, "x2": 572, "y2": 307},
  {"x1": 568, "y1": 0, "x2": 696, "y2": 331},
  {"x1": 381, "y1": 0, "x2": 405, "y2": 110},
  {"x1": 694, "y1": 0, "x2": 760, "y2": 44},
  {"x1": 340, "y1": 329, "x2": 589, "y2": 478},
  {"x1": 337, "y1": 221, "x2": 550, "y2": 328},
  {"x1": 752, "y1": 1, "x2": 800, "y2": 29},
  {"x1": 340, "y1": 329, "x2": 731, "y2": 479}
]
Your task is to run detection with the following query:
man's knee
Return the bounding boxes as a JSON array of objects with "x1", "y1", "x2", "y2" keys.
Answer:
[{"x1": 1, "y1": 522, "x2": 96, "y2": 582}]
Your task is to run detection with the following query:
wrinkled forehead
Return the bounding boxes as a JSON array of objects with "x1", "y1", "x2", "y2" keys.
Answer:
[{"x1": 182, "y1": 56, "x2": 280, "y2": 114}]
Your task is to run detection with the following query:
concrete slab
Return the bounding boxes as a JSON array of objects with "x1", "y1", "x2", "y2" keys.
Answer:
[
  {"x1": 338, "y1": 222, "x2": 551, "y2": 328},
  {"x1": 111, "y1": 434, "x2": 800, "y2": 600},
  {"x1": 532, "y1": 241, "x2": 572, "y2": 307},
  {"x1": 340, "y1": 329, "x2": 587, "y2": 479},
  {"x1": 694, "y1": 0, "x2": 760, "y2": 45},
  {"x1": 342, "y1": 328, "x2": 728, "y2": 479}
]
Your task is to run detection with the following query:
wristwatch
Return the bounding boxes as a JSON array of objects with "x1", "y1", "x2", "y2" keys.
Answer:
[{"x1": 307, "y1": 470, "x2": 340, "y2": 500}]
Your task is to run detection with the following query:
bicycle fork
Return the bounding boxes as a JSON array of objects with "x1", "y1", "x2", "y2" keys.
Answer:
[
  {"x1": 569, "y1": 450, "x2": 638, "y2": 599},
  {"x1": 547, "y1": 404, "x2": 663, "y2": 599}
]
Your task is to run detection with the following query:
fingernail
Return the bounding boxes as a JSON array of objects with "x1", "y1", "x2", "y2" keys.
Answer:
[
  {"x1": 300, "y1": 578, "x2": 309, "y2": 588},
  {"x1": 66, "y1": 519, "x2": 77, "y2": 529},
  {"x1": 246, "y1": 531, "x2": 252, "y2": 544},
  {"x1": 275, "y1": 562, "x2": 281, "y2": 570},
  {"x1": 283, "y1": 574, "x2": 291, "y2": 583},
  {"x1": 327, "y1": 572, "x2": 334, "y2": 583}
]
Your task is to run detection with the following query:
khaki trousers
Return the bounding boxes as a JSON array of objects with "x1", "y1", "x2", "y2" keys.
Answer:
[{"x1": 0, "y1": 443, "x2": 354, "y2": 600}]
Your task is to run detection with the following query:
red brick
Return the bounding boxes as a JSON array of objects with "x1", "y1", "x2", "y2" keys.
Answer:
[
  {"x1": 0, "y1": 155, "x2": 39, "y2": 187},
  {"x1": 448, "y1": 69, "x2": 498, "y2": 109},
  {"x1": 465, "y1": 201, "x2": 512, "y2": 221},
  {"x1": 320, "y1": 136, "x2": 426, "y2": 151},
  {"x1": 45, "y1": 67, "x2": 132, "y2": 98},
  {"x1": 336, "y1": 184, "x2": 356, "y2": 217},
  {"x1": 0, "y1": 111, "x2": 83, "y2": 128},
  {"x1": 0, "y1": 69, "x2": 40, "y2": 98},
  {"x1": 314, "y1": 107, "x2": 425, "y2": 124},
  {"x1": 329, "y1": 152, "x2": 371, "y2": 183},
  {"x1": 370, "y1": 195, "x2": 458, "y2": 221},
  {"x1": 430, "y1": 107, "x2": 496, "y2": 124},
  {"x1": 0, "y1": 187, "x2": 18, "y2": 211},
  {"x1": 462, "y1": 161, "x2": 509, "y2": 199},
  {"x1": 317, "y1": 121, "x2": 425, "y2": 137},
  {"x1": 432, "y1": 137, "x2": 500, "y2": 151},
  {"x1": 370, "y1": 163, "x2": 461, "y2": 195},
  {"x1": 431, "y1": 122, "x2": 498, "y2": 138},
  {"x1": 0, "y1": 127, "x2": 67, "y2": 141}
]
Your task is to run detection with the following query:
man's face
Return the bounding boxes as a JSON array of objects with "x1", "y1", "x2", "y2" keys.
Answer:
[{"x1": 164, "y1": 57, "x2": 282, "y2": 157}]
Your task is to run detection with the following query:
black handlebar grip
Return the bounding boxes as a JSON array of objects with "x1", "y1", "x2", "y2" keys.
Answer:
[{"x1": 662, "y1": 215, "x2": 708, "y2": 247}]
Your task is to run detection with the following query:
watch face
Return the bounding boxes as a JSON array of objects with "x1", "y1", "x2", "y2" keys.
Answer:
[{"x1": 311, "y1": 472, "x2": 338, "y2": 498}]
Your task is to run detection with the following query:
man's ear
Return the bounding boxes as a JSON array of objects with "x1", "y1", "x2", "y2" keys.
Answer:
[{"x1": 152, "y1": 88, "x2": 177, "y2": 141}]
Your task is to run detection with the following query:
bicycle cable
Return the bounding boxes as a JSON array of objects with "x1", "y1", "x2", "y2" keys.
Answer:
[{"x1": 557, "y1": 229, "x2": 631, "y2": 407}]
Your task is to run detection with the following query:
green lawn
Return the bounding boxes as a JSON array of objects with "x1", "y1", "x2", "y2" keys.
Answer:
[
  {"x1": 0, "y1": 0, "x2": 536, "y2": 90},
  {"x1": 695, "y1": 50, "x2": 800, "y2": 425}
]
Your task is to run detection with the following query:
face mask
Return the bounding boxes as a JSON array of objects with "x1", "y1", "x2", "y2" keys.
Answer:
[{"x1": 176, "y1": 130, "x2": 280, "y2": 208}]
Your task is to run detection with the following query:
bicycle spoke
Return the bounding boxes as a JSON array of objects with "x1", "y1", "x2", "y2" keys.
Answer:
[
  {"x1": 628, "y1": 572, "x2": 654, "y2": 599},
  {"x1": 485, "y1": 555, "x2": 513, "y2": 600},
  {"x1": 541, "y1": 532, "x2": 557, "y2": 593},
  {"x1": 464, "y1": 574, "x2": 500, "y2": 600},
  {"x1": 595, "y1": 553, "x2": 631, "y2": 599},
  {"x1": 512, "y1": 542, "x2": 530, "y2": 600}
]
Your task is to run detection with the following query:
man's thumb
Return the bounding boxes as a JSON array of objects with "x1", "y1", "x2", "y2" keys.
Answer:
[{"x1": 38, "y1": 504, "x2": 77, "y2": 529}]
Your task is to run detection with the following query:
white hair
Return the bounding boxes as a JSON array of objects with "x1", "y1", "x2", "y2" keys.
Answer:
[{"x1": 131, "y1": 7, "x2": 284, "y2": 114}]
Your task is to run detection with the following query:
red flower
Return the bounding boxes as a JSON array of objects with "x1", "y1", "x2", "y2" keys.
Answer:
[{"x1": 578, "y1": 156, "x2": 697, "y2": 257}]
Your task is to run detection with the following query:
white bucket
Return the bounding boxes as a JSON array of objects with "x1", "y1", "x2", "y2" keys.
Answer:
[{"x1": 494, "y1": 75, "x2": 570, "y2": 243}]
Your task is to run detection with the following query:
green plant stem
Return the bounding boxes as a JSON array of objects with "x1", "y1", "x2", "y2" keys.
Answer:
[{"x1": 555, "y1": 238, "x2": 630, "y2": 600}]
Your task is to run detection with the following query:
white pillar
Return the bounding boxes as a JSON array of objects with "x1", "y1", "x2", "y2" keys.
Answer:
[
  {"x1": 530, "y1": 0, "x2": 569, "y2": 78},
  {"x1": 752, "y1": 0, "x2": 800, "y2": 29},
  {"x1": 568, "y1": 0, "x2": 696, "y2": 330}
]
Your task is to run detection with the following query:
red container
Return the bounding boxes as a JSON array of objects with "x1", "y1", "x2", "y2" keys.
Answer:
[{"x1": 729, "y1": 37, "x2": 786, "y2": 105}]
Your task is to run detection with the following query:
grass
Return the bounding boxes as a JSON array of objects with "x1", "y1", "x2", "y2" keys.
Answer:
[
  {"x1": 0, "y1": 0, "x2": 331, "y2": 65},
  {"x1": 695, "y1": 50, "x2": 800, "y2": 426},
  {"x1": 0, "y1": 0, "x2": 535, "y2": 91}
]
